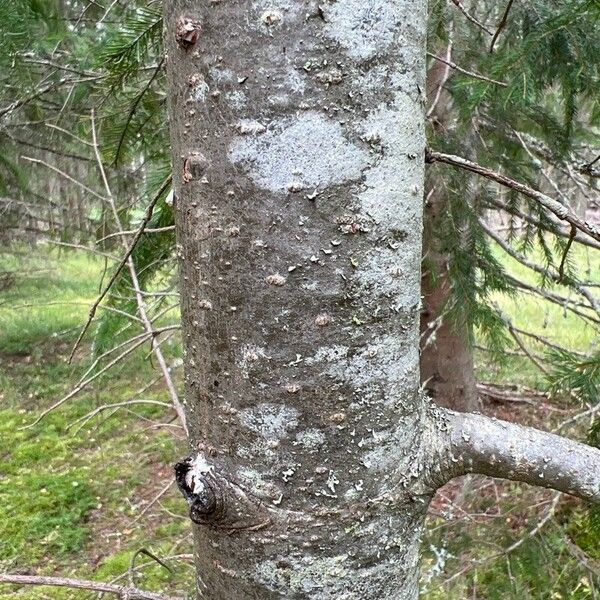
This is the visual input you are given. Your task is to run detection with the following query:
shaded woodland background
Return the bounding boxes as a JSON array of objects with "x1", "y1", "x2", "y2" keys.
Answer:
[{"x1": 0, "y1": 1, "x2": 599, "y2": 598}]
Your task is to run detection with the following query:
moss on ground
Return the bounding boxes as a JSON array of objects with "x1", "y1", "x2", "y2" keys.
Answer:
[{"x1": 1, "y1": 245, "x2": 598, "y2": 599}]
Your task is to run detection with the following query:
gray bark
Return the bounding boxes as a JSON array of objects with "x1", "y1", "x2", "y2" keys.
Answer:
[
  {"x1": 438, "y1": 410, "x2": 600, "y2": 503},
  {"x1": 164, "y1": 2, "x2": 600, "y2": 598}
]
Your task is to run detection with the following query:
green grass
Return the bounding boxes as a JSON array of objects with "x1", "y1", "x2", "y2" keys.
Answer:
[
  {"x1": 0, "y1": 247, "x2": 193, "y2": 599},
  {"x1": 0, "y1": 247, "x2": 103, "y2": 354},
  {"x1": 0, "y1": 241, "x2": 598, "y2": 599},
  {"x1": 476, "y1": 242, "x2": 599, "y2": 389}
]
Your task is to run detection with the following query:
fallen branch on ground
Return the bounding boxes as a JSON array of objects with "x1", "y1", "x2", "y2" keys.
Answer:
[{"x1": 0, "y1": 574, "x2": 183, "y2": 600}]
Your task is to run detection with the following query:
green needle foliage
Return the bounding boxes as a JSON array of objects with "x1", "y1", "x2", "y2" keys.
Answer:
[
  {"x1": 427, "y1": 0, "x2": 600, "y2": 358},
  {"x1": 93, "y1": 174, "x2": 175, "y2": 356}
]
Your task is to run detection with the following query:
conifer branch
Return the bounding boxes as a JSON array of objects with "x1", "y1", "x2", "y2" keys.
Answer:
[
  {"x1": 437, "y1": 409, "x2": 600, "y2": 504},
  {"x1": 426, "y1": 149, "x2": 600, "y2": 243}
]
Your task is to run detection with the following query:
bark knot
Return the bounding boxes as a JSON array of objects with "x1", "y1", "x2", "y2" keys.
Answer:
[
  {"x1": 175, "y1": 455, "x2": 272, "y2": 532},
  {"x1": 176, "y1": 16, "x2": 202, "y2": 50}
]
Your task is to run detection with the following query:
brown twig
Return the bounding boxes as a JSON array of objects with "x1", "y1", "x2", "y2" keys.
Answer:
[
  {"x1": 427, "y1": 34, "x2": 453, "y2": 119},
  {"x1": 579, "y1": 154, "x2": 600, "y2": 177},
  {"x1": 484, "y1": 194, "x2": 600, "y2": 252},
  {"x1": 0, "y1": 573, "x2": 182, "y2": 600},
  {"x1": 22, "y1": 155, "x2": 107, "y2": 201},
  {"x1": 129, "y1": 548, "x2": 173, "y2": 589},
  {"x1": 450, "y1": 0, "x2": 494, "y2": 35},
  {"x1": 490, "y1": 0, "x2": 515, "y2": 52},
  {"x1": 506, "y1": 274, "x2": 600, "y2": 326},
  {"x1": 507, "y1": 325, "x2": 551, "y2": 376},
  {"x1": 427, "y1": 52, "x2": 507, "y2": 87},
  {"x1": 70, "y1": 399, "x2": 174, "y2": 432},
  {"x1": 97, "y1": 225, "x2": 175, "y2": 243},
  {"x1": 558, "y1": 225, "x2": 577, "y2": 282}
]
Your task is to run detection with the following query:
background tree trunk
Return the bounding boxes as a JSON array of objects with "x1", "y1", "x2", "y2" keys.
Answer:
[
  {"x1": 420, "y1": 42, "x2": 477, "y2": 413},
  {"x1": 420, "y1": 189, "x2": 477, "y2": 412}
]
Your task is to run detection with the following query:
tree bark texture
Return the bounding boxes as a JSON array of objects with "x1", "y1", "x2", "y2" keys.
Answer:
[
  {"x1": 420, "y1": 46, "x2": 477, "y2": 413},
  {"x1": 166, "y1": 1, "x2": 429, "y2": 597},
  {"x1": 164, "y1": 2, "x2": 600, "y2": 599}
]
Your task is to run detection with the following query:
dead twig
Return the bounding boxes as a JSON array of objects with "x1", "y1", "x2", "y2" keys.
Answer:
[
  {"x1": 129, "y1": 548, "x2": 173, "y2": 589},
  {"x1": 427, "y1": 52, "x2": 507, "y2": 87},
  {"x1": 558, "y1": 225, "x2": 577, "y2": 282},
  {"x1": 450, "y1": 0, "x2": 494, "y2": 35},
  {"x1": 129, "y1": 480, "x2": 175, "y2": 527},
  {"x1": 0, "y1": 573, "x2": 183, "y2": 600},
  {"x1": 490, "y1": 0, "x2": 515, "y2": 52},
  {"x1": 68, "y1": 173, "x2": 172, "y2": 363},
  {"x1": 21, "y1": 334, "x2": 151, "y2": 429},
  {"x1": 89, "y1": 110, "x2": 187, "y2": 434}
]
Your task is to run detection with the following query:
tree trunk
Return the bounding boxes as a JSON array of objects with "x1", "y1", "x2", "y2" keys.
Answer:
[
  {"x1": 420, "y1": 44, "x2": 477, "y2": 413},
  {"x1": 164, "y1": 2, "x2": 600, "y2": 598},
  {"x1": 420, "y1": 188, "x2": 477, "y2": 412}
]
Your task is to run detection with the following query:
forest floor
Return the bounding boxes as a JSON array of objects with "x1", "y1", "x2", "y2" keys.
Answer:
[{"x1": 0, "y1": 244, "x2": 598, "y2": 599}]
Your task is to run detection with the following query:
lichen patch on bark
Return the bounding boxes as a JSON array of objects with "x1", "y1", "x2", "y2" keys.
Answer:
[
  {"x1": 229, "y1": 112, "x2": 371, "y2": 193},
  {"x1": 238, "y1": 403, "x2": 300, "y2": 441},
  {"x1": 323, "y1": 0, "x2": 407, "y2": 60}
]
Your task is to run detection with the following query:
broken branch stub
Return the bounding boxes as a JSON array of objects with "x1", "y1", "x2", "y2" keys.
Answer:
[
  {"x1": 175, "y1": 455, "x2": 271, "y2": 532},
  {"x1": 175, "y1": 17, "x2": 202, "y2": 50}
]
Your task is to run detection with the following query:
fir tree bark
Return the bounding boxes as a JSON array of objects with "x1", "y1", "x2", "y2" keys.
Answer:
[
  {"x1": 420, "y1": 48, "x2": 477, "y2": 412},
  {"x1": 164, "y1": 2, "x2": 600, "y2": 598}
]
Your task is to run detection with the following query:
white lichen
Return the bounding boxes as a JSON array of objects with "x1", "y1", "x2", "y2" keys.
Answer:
[
  {"x1": 238, "y1": 403, "x2": 299, "y2": 441},
  {"x1": 306, "y1": 336, "x2": 419, "y2": 401},
  {"x1": 229, "y1": 112, "x2": 370, "y2": 193},
  {"x1": 294, "y1": 428, "x2": 326, "y2": 451},
  {"x1": 323, "y1": 0, "x2": 406, "y2": 60},
  {"x1": 238, "y1": 344, "x2": 270, "y2": 378},
  {"x1": 235, "y1": 119, "x2": 267, "y2": 135}
]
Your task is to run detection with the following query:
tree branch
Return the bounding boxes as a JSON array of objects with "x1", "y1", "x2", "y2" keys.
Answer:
[
  {"x1": 450, "y1": 0, "x2": 494, "y2": 35},
  {"x1": 426, "y1": 149, "x2": 600, "y2": 243},
  {"x1": 0, "y1": 574, "x2": 182, "y2": 600},
  {"x1": 437, "y1": 409, "x2": 600, "y2": 503},
  {"x1": 427, "y1": 52, "x2": 507, "y2": 87}
]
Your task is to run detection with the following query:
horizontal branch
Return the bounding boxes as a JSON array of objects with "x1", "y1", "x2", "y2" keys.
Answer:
[
  {"x1": 427, "y1": 52, "x2": 506, "y2": 86},
  {"x1": 438, "y1": 409, "x2": 600, "y2": 503},
  {"x1": 426, "y1": 149, "x2": 600, "y2": 243},
  {"x1": 0, "y1": 574, "x2": 182, "y2": 600}
]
